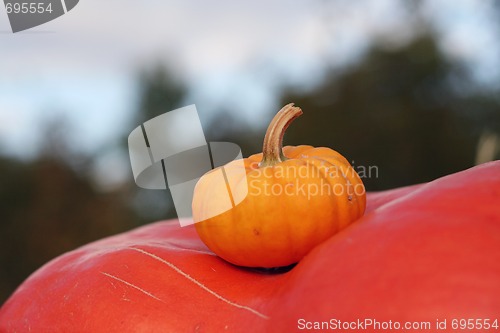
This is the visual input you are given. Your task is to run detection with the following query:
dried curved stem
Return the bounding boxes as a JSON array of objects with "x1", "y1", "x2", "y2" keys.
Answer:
[{"x1": 259, "y1": 103, "x2": 303, "y2": 167}]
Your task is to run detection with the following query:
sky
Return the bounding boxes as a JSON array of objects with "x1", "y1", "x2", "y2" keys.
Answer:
[{"x1": 0, "y1": 0, "x2": 498, "y2": 172}]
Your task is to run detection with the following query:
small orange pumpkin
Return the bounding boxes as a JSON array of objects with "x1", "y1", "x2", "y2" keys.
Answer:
[{"x1": 193, "y1": 103, "x2": 366, "y2": 267}]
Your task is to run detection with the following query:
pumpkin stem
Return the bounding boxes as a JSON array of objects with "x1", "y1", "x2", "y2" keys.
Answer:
[{"x1": 259, "y1": 103, "x2": 303, "y2": 167}]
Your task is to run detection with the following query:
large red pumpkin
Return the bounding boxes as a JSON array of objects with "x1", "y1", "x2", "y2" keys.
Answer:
[{"x1": 0, "y1": 161, "x2": 499, "y2": 332}]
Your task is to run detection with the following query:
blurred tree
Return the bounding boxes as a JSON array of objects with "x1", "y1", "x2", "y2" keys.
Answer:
[
  {"x1": 135, "y1": 66, "x2": 187, "y2": 124},
  {"x1": 0, "y1": 119, "x2": 137, "y2": 304},
  {"x1": 204, "y1": 109, "x2": 264, "y2": 157},
  {"x1": 126, "y1": 65, "x2": 188, "y2": 222},
  {"x1": 279, "y1": 35, "x2": 500, "y2": 190}
]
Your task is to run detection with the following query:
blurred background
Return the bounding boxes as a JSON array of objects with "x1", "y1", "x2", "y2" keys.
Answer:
[{"x1": 1, "y1": 0, "x2": 499, "y2": 304}]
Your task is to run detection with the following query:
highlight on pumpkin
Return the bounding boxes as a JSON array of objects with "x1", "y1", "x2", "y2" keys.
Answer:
[
  {"x1": 192, "y1": 103, "x2": 367, "y2": 268},
  {"x1": 191, "y1": 159, "x2": 249, "y2": 224}
]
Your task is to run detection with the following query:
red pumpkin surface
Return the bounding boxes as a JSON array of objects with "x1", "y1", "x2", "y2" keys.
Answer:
[{"x1": 0, "y1": 161, "x2": 499, "y2": 333}]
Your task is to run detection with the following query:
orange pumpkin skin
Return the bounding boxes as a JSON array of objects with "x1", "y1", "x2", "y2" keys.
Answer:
[{"x1": 193, "y1": 105, "x2": 366, "y2": 268}]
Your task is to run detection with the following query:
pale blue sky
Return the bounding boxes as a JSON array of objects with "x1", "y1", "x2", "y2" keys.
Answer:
[{"x1": 0, "y1": 0, "x2": 498, "y2": 167}]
